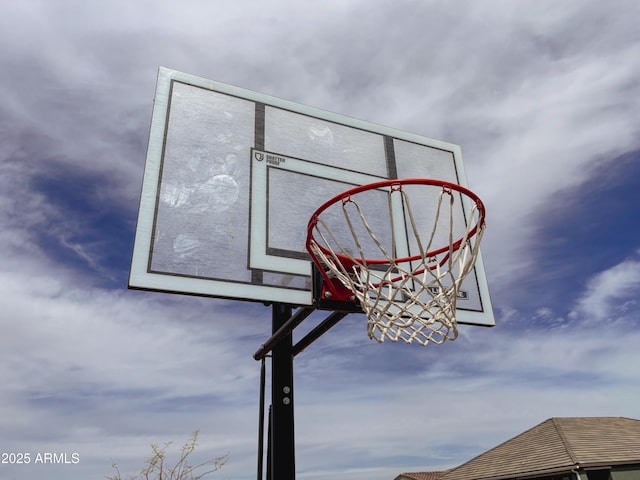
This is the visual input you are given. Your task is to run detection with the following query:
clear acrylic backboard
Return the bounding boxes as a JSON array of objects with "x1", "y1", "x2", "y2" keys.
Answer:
[{"x1": 129, "y1": 67, "x2": 494, "y2": 327}]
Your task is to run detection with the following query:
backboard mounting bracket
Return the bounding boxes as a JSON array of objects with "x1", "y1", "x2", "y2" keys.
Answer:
[{"x1": 311, "y1": 263, "x2": 363, "y2": 313}]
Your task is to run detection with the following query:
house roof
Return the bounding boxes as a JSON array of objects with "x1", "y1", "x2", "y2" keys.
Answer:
[
  {"x1": 396, "y1": 471, "x2": 448, "y2": 480},
  {"x1": 439, "y1": 417, "x2": 640, "y2": 480}
]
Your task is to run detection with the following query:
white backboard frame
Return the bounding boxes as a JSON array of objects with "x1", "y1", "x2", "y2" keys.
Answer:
[{"x1": 128, "y1": 67, "x2": 494, "y2": 327}]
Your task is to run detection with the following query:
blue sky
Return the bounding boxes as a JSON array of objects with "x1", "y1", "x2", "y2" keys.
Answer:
[{"x1": 1, "y1": 1, "x2": 640, "y2": 479}]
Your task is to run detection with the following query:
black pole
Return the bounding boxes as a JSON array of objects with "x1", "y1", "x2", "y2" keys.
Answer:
[
  {"x1": 266, "y1": 405, "x2": 272, "y2": 480},
  {"x1": 257, "y1": 357, "x2": 266, "y2": 480},
  {"x1": 293, "y1": 311, "x2": 348, "y2": 357},
  {"x1": 270, "y1": 303, "x2": 295, "y2": 480}
]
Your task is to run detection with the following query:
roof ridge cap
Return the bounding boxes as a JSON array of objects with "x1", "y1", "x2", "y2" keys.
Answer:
[{"x1": 551, "y1": 417, "x2": 579, "y2": 465}]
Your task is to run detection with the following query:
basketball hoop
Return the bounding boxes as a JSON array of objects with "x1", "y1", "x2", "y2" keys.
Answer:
[{"x1": 306, "y1": 178, "x2": 486, "y2": 346}]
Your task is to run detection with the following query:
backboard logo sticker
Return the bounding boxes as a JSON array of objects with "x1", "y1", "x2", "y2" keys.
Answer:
[
  {"x1": 267, "y1": 154, "x2": 286, "y2": 166},
  {"x1": 254, "y1": 150, "x2": 286, "y2": 166},
  {"x1": 428, "y1": 286, "x2": 469, "y2": 300}
]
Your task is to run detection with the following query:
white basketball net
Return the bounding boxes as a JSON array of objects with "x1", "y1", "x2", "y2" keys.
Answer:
[{"x1": 307, "y1": 181, "x2": 485, "y2": 346}]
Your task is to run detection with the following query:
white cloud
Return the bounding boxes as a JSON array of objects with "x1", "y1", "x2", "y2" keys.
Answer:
[{"x1": 569, "y1": 254, "x2": 640, "y2": 322}]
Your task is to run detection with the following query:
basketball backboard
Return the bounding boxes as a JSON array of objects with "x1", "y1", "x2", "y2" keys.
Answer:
[{"x1": 129, "y1": 67, "x2": 494, "y2": 327}]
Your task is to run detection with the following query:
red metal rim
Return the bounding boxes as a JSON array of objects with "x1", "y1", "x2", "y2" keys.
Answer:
[{"x1": 306, "y1": 178, "x2": 486, "y2": 267}]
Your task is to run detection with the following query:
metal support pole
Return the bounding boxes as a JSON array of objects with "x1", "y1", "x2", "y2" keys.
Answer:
[
  {"x1": 253, "y1": 307, "x2": 314, "y2": 361},
  {"x1": 266, "y1": 405, "x2": 272, "y2": 480},
  {"x1": 257, "y1": 357, "x2": 267, "y2": 480},
  {"x1": 270, "y1": 303, "x2": 295, "y2": 480},
  {"x1": 292, "y1": 311, "x2": 348, "y2": 357},
  {"x1": 254, "y1": 305, "x2": 349, "y2": 479}
]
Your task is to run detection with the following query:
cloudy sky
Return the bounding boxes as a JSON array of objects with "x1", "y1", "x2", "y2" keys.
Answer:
[{"x1": 1, "y1": 0, "x2": 640, "y2": 479}]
